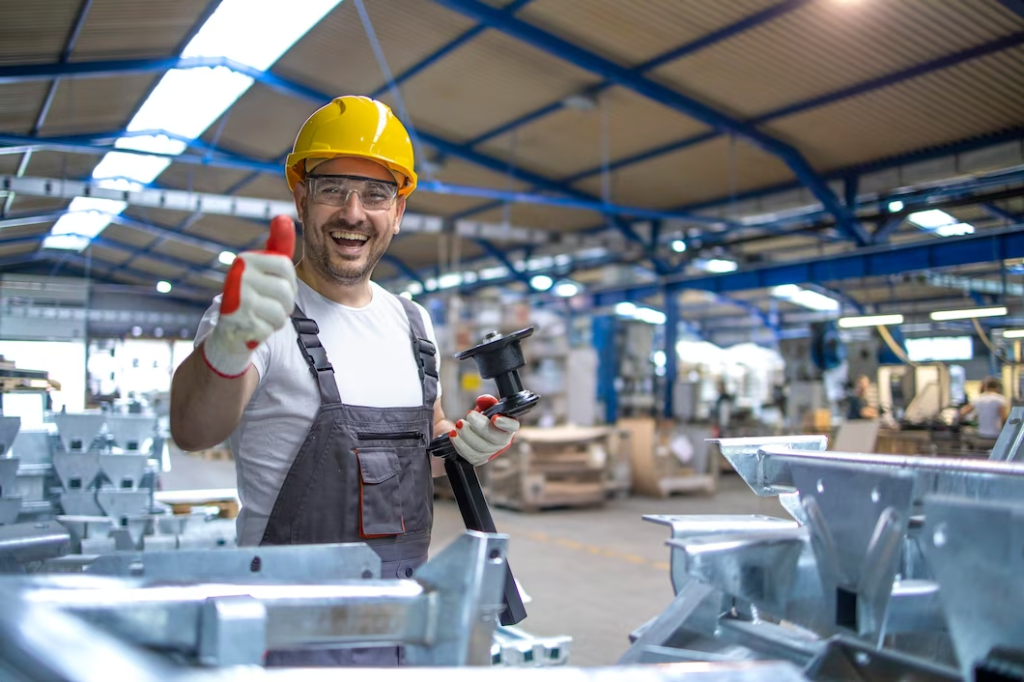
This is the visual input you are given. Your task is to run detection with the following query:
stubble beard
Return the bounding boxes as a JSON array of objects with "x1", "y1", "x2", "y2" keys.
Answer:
[{"x1": 302, "y1": 207, "x2": 394, "y2": 286}]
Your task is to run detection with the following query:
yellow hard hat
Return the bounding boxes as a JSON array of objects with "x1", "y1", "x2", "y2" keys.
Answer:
[{"x1": 285, "y1": 96, "x2": 417, "y2": 197}]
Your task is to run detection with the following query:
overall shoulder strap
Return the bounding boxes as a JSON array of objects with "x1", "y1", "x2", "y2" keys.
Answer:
[
  {"x1": 397, "y1": 295, "x2": 439, "y2": 407},
  {"x1": 291, "y1": 305, "x2": 342, "y2": 405}
]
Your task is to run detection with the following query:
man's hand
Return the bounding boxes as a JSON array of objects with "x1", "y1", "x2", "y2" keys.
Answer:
[
  {"x1": 450, "y1": 395, "x2": 520, "y2": 467},
  {"x1": 202, "y1": 216, "x2": 298, "y2": 378}
]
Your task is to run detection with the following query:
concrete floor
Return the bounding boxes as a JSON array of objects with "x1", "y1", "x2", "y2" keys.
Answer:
[{"x1": 162, "y1": 452, "x2": 785, "y2": 666}]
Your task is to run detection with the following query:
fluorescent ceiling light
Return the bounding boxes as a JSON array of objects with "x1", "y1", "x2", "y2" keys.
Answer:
[
  {"x1": 652, "y1": 350, "x2": 667, "y2": 368},
  {"x1": 553, "y1": 281, "x2": 579, "y2": 297},
  {"x1": 399, "y1": 291, "x2": 414, "y2": 300},
  {"x1": 437, "y1": 273, "x2": 462, "y2": 289},
  {"x1": 699, "y1": 258, "x2": 738, "y2": 273},
  {"x1": 42, "y1": 0, "x2": 342, "y2": 252},
  {"x1": 156, "y1": 281, "x2": 172, "y2": 294},
  {"x1": 771, "y1": 284, "x2": 839, "y2": 312},
  {"x1": 930, "y1": 306, "x2": 1007, "y2": 321},
  {"x1": 908, "y1": 208, "x2": 975, "y2": 238},
  {"x1": 888, "y1": 200, "x2": 904, "y2": 212},
  {"x1": 634, "y1": 307, "x2": 667, "y2": 325},
  {"x1": 530, "y1": 275, "x2": 553, "y2": 291},
  {"x1": 671, "y1": 240, "x2": 687, "y2": 253},
  {"x1": 405, "y1": 282, "x2": 424, "y2": 296},
  {"x1": 838, "y1": 314, "x2": 904, "y2": 328},
  {"x1": 479, "y1": 266, "x2": 509, "y2": 281},
  {"x1": 615, "y1": 302, "x2": 637, "y2": 316},
  {"x1": 1002, "y1": 329, "x2": 1024, "y2": 339},
  {"x1": 935, "y1": 223, "x2": 974, "y2": 237},
  {"x1": 218, "y1": 251, "x2": 236, "y2": 265},
  {"x1": 462, "y1": 271, "x2": 478, "y2": 284},
  {"x1": 554, "y1": 254, "x2": 572, "y2": 266}
]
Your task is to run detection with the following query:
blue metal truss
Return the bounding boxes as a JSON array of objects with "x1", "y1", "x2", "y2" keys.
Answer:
[
  {"x1": 431, "y1": 0, "x2": 869, "y2": 244},
  {"x1": 997, "y1": 0, "x2": 1024, "y2": 20},
  {"x1": 381, "y1": 254, "x2": 424, "y2": 286},
  {"x1": 463, "y1": 0, "x2": 810, "y2": 149}
]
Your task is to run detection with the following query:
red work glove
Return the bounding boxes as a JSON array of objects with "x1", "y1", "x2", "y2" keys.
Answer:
[
  {"x1": 201, "y1": 216, "x2": 297, "y2": 378},
  {"x1": 450, "y1": 395, "x2": 520, "y2": 467}
]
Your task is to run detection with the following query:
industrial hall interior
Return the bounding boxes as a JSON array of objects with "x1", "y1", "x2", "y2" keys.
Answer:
[{"x1": 1, "y1": 0, "x2": 1023, "y2": 679}]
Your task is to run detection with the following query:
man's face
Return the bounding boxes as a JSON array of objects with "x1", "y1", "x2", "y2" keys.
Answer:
[{"x1": 293, "y1": 157, "x2": 406, "y2": 285}]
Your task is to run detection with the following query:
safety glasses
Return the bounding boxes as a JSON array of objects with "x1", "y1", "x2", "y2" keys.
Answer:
[{"x1": 305, "y1": 174, "x2": 399, "y2": 210}]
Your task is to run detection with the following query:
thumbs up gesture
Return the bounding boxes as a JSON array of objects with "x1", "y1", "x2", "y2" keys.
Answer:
[{"x1": 201, "y1": 216, "x2": 298, "y2": 378}]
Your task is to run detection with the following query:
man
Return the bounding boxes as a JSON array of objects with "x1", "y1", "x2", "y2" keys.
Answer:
[
  {"x1": 846, "y1": 374, "x2": 878, "y2": 421},
  {"x1": 960, "y1": 376, "x2": 1009, "y2": 439},
  {"x1": 170, "y1": 96, "x2": 519, "y2": 666}
]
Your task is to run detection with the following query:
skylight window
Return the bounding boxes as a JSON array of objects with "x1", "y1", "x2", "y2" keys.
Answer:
[
  {"x1": 771, "y1": 284, "x2": 840, "y2": 312},
  {"x1": 908, "y1": 209, "x2": 975, "y2": 238},
  {"x1": 43, "y1": 0, "x2": 342, "y2": 251}
]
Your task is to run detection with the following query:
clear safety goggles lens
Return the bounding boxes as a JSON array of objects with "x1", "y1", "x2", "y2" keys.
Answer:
[{"x1": 306, "y1": 175, "x2": 398, "y2": 210}]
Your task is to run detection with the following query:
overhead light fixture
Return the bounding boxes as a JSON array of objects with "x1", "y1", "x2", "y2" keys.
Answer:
[
  {"x1": 156, "y1": 281, "x2": 172, "y2": 294},
  {"x1": 43, "y1": 0, "x2": 342, "y2": 251},
  {"x1": 218, "y1": 251, "x2": 237, "y2": 265},
  {"x1": 671, "y1": 240, "x2": 687, "y2": 253},
  {"x1": 908, "y1": 209, "x2": 975, "y2": 237},
  {"x1": 437, "y1": 273, "x2": 463, "y2": 289},
  {"x1": 700, "y1": 258, "x2": 738, "y2": 273},
  {"x1": 530, "y1": 275, "x2": 553, "y2": 291},
  {"x1": 888, "y1": 200, "x2": 904, "y2": 212},
  {"x1": 838, "y1": 314, "x2": 904, "y2": 328},
  {"x1": 771, "y1": 284, "x2": 839, "y2": 312},
  {"x1": 615, "y1": 302, "x2": 637, "y2": 316},
  {"x1": 930, "y1": 306, "x2": 1007, "y2": 321},
  {"x1": 405, "y1": 282, "x2": 423, "y2": 295},
  {"x1": 553, "y1": 281, "x2": 579, "y2": 298},
  {"x1": 1003, "y1": 329, "x2": 1024, "y2": 339},
  {"x1": 634, "y1": 307, "x2": 667, "y2": 325}
]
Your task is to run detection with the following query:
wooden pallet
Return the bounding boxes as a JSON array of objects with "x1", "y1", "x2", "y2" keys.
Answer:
[{"x1": 617, "y1": 418, "x2": 719, "y2": 498}]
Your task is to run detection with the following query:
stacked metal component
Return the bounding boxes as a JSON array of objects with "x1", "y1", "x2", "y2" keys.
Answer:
[{"x1": 621, "y1": 432, "x2": 1024, "y2": 681}]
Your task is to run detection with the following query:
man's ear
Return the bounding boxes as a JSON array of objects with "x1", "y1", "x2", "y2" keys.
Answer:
[
  {"x1": 393, "y1": 196, "x2": 406, "y2": 235},
  {"x1": 292, "y1": 181, "x2": 306, "y2": 218}
]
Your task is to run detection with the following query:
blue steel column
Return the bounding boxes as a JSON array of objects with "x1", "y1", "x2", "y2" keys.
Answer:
[
  {"x1": 663, "y1": 290, "x2": 679, "y2": 419},
  {"x1": 592, "y1": 315, "x2": 618, "y2": 425}
]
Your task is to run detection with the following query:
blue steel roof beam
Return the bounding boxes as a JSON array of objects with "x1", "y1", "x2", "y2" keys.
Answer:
[
  {"x1": 431, "y1": 0, "x2": 868, "y2": 245},
  {"x1": 381, "y1": 254, "x2": 425, "y2": 287},
  {"x1": 4, "y1": 0, "x2": 93, "y2": 216},
  {"x1": 588, "y1": 222, "x2": 1024, "y2": 307},
  {"x1": 368, "y1": 0, "x2": 534, "y2": 100},
  {"x1": 996, "y1": 0, "x2": 1024, "y2": 21},
  {"x1": 474, "y1": 238, "x2": 532, "y2": 286},
  {"x1": 986, "y1": 203, "x2": 1023, "y2": 223},
  {"x1": 873, "y1": 215, "x2": 905, "y2": 244},
  {"x1": 462, "y1": 0, "x2": 810, "y2": 148},
  {"x1": 556, "y1": 31, "x2": 1024, "y2": 186}
]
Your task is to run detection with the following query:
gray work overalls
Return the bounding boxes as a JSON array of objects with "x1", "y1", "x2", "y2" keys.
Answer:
[{"x1": 261, "y1": 296, "x2": 438, "y2": 667}]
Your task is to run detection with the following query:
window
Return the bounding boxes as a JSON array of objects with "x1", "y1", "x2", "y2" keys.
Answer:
[{"x1": 904, "y1": 336, "x2": 973, "y2": 362}]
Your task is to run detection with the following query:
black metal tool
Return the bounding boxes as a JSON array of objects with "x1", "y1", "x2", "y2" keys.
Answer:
[{"x1": 427, "y1": 328, "x2": 540, "y2": 626}]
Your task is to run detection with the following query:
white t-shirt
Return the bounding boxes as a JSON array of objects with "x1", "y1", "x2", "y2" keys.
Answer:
[
  {"x1": 194, "y1": 279, "x2": 440, "y2": 546},
  {"x1": 971, "y1": 392, "x2": 1008, "y2": 438}
]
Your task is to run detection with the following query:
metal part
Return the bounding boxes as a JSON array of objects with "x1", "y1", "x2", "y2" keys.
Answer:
[
  {"x1": 104, "y1": 416, "x2": 157, "y2": 454},
  {"x1": 9, "y1": 428, "x2": 53, "y2": 466},
  {"x1": 0, "y1": 522, "x2": 71, "y2": 571},
  {"x1": 0, "y1": 417, "x2": 20, "y2": 457},
  {"x1": 98, "y1": 454, "x2": 149, "y2": 490},
  {"x1": 52, "y1": 452, "x2": 101, "y2": 492},
  {"x1": 58, "y1": 492, "x2": 104, "y2": 517},
  {"x1": 803, "y1": 635, "x2": 960, "y2": 681},
  {"x1": 989, "y1": 405, "x2": 1024, "y2": 462},
  {"x1": 53, "y1": 414, "x2": 107, "y2": 454},
  {"x1": 95, "y1": 489, "x2": 150, "y2": 521},
  {"x1": 491, "y1": 625, "x2": 571, "y2": 666},
  {"x1": 0, "y1": 498, "x2": 21, "y2": 525},
  {"x1": 0, "y1": 457, "x2": 19, "y2": 499},
  {"x1": 87, "y1": 543, "x2": 381, "y2": 583},
  {"x1": 922, "y1": 495, "x2": 1024, "y2": 680}
]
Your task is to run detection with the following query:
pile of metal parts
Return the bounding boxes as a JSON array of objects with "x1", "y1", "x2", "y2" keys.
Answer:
[{"x1": 621, "y1": 424, "x2": 1024, "y2": 681}]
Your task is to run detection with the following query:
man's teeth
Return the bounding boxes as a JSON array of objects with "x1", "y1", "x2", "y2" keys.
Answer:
[{"x1": 329, "y1": 231, "x2": 369, "y2": 242}]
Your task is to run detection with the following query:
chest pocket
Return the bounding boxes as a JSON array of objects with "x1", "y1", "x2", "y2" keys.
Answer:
[{"x1": 356, "y1": 448, "x2": 404, "y2": 537}]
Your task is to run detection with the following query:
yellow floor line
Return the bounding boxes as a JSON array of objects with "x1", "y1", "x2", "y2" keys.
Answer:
[{"x1": 515, "y1": 529, "x2": 668, "y2": 571}]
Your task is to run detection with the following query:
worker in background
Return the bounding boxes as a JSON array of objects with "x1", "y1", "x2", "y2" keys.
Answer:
[
  {"x1": 847, "y1": 374, "x2": 878, "y2": 420},
  {"x1": 959, "y1": 376, "x2": 1009, "y2": 440},
  {"x1": 169, "y1": 96, "x2": 520, "y2": 667}
]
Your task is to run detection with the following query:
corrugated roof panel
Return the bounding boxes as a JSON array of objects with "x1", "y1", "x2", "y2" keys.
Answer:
[
  {"x1": 0, "y1": 82, "x2": 50, "y2": 133},
  {"x1": 0, "y1": 224, "x2": 51, "y2": 241},
  {"x1": 5, "y1": 195, "x2": 68, "y2": 214},
  {"x1": 519, "y1": 0, "x2": 780, "y2": 68},
  {"x1": 151, "y1": 239, "x2": 218, "y2": 266},
  {"x1": 233, "y1": 173, "x2": 293, "y2": 203},
  {"x1": 0, "y1": 0, "x2": 77, "y2": 65},
  {"x1": 121, "y1": 205, "x2": 196, "y2": 229},
  {"x1": 572, "y1": 136, "x2": 793, "y2": 208},
  {"x1": 385, "y1": 234, "x2": 450, "y2": 270},
  {"x1": 477, "y1": 86, "x2": 712, "y2": 178},
  {"x1": 86, "y1": 243, "x2": 134, "y2": 265},
  {"x1": 23, "y1": 151, "x2": 101, "y2": 180},
  {"x1": 158, "y1": 163, "x2": 254, "y2": 196},
  {"x1": 764, "y1": 46, "x2": 1024, "y2": 170},
  {"x1": 404, "y1": 155, "x2": 535, "y2": 217},
  {"x1": 185, "y1": 215, "x2": 267, "y2": 248},
  {"x1": 273, "y1": 0, "x2": 477, "y2": 102},
  {"x1": 99, "y1": 222, "x2": 157, "y2": 249},
  {"x1": 70, "y1": 0, "x2": 211, "y2": 60},
  {"x1": 0, "y1": 242, "x2": 39, "y2": 259},
  {"x1": 652, "y1": 0, "x2": 1022, "y2": 118},
  {"x1": 200, "y1": 82, "x2": 316, "y2": 162},
  {"x1": 183, "y1": 271, "x2": 223, "y2": 291},
  {"x1": 407, "y1": 193, "x2": 493, "y2": 218},
  {"x1": 389, "y1": 30, "x2": 601, "y2": 142},
  {"x1": 462, "y1": 202, "x2": 599, "y2": 233},
  {"x1": 128, "y1": 255, "x2": 188, "y2": 278},
  {"x1": 39, "y1": 74, "x2": 157, "y2": 135}
]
